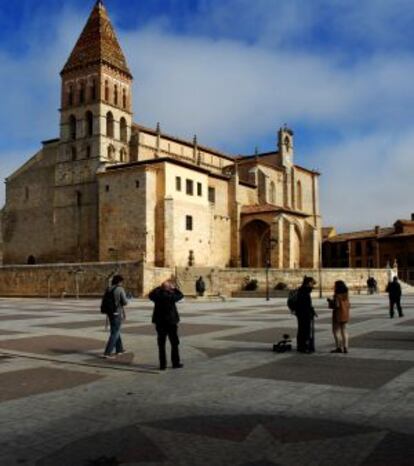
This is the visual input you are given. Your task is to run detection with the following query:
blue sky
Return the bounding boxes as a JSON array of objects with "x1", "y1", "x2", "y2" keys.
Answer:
[{"x1": 1, "y1": 0, "x2": 414, "y2": 230}]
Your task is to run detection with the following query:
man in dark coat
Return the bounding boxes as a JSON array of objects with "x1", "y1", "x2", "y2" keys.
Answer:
[
  {"x1": 149, "y1": 280, "x2": 184, "y2": 370},
  {"x1": 195, "y1": 276, "x2": 206, "y2": 297},
  {"x1": 295, "y1": 276, "x2": 317, "y2": 353},
  {"x1": 386, "y1": 276, "x2": 404, "y2": 318}
]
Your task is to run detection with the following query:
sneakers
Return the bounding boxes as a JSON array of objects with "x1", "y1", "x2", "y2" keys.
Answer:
[
  {"x1": 102, "y1": 353, "x2": 116, "y2": 359},
  {"x1": 172, "y1": 363, "x2": 184, "y2": 369},
  {"x1": 116, "y1": 350, "x2": 127, "y2": 355},
  {"x1": 330, "y1": 348, "x2": 343, "y2": 353},
  {"x1": 343, "y1": 348, "x2": 349, "y2": 354}
]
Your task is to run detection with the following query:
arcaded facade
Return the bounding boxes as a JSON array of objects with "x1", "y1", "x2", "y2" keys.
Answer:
[{"x1": 2, "y1": 0, "x2": 321, "y2": 269}]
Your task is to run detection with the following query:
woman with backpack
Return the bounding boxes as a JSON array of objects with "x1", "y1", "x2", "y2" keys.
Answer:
[
  {"x1": 327, "y1": 280, "x2": 350, "y2": 354},
  {"x1": 102, "y1": 275, "x2": 128, "y2": 358}
]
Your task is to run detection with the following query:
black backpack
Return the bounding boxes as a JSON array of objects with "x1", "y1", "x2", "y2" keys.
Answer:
[
  {"x1": 100, "y1": 287, "x2": 117, "y2": 315},
  {"x1": 287, "y1": 288, "x2": 299, "y2": 314}
]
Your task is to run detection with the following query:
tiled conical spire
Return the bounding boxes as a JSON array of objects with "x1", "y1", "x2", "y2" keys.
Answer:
[{"x1": 61, "y1": 0, "x2": 132, "y2": 77}]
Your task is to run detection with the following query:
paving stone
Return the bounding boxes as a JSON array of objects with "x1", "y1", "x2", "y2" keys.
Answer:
[
  {"x1": 40, "y1": 320, "x2": 105, "y2": 330},
  {"x1": 350, "y1": 331, "x2": 414, "y2": 350},
  {"x1": 0, "y1": 334, "x2": 103, "y2": 355},
  {"x1": 123, "y1": 323, "x2": 239, "y2": 336},
  {"x1": 232, "y1": 355, "x2": 413, "y2": 389},
  {"x1": 0, "y1": 367, "x2": 103, "y2": 403},
  {"x1": 219, "y1": 327, "x2": 300, "y2": 344}
]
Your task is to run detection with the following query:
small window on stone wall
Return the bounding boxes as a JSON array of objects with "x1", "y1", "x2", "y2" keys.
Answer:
[
  {"x1": 91, "y1": 79, "x2": 97, "y2": 101},
  {"x1": 186, "y1": 215, "x2": 193, "y2": 231},
  {"x1": 86, "y1": 145, "x2": 91, "y2": 158},
  {"x1": 105, "y1": 80, "x2": 109, "y2": 101},
  {"x1": 68, "y1": 85, "x2": 74, "y2": 106},
  {"x1": 135, "y1": 180, "x2": 140, "y2": 188},
  {"x1": 208, "y1": 187, "x2": 215, "y2": 203},
  {"x1": 176, "y1": 176, "x2": 181, "y2": 191},
  {"x1": 122, "y1": 88, "x2": 127, "y2": 108},
  {"x1": 25, "y1": 186, "x2": 29, "y2": 201},
  {"x1": 114, "y1": 84, "x2": 118, "y2": 105},
  {"x1": 71, "y1": 146, "x2": 77, "y2": 161},
  {"x1": 186, "y1": 179, "x2": 193, "y2": 195},
  {"x1": 79, "y1": 82, "x2": 85, "y2": 104},
  {"x1": 197, "y1": 182, "x2": 202, "y2": 196},
  {"x1": 105, "y1": 185, "x2": 110, "y2": 192}
]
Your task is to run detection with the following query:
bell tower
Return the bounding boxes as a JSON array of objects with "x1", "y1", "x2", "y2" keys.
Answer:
[
  {"x1": 54, "y1": 0, "x2": 133, "y2": 262},
  {"x1": 59, "y1": 0, "x2": 133, "y2": 165}
]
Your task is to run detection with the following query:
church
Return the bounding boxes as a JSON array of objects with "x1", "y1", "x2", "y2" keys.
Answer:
[{"x1": 2, "y1": 0, "x2": 321, "y2": 269}]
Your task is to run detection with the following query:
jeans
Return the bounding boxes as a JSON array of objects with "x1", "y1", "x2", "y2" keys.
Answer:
[
  {"x1": 156, "y1": 324, "x2": 180, "y2": 368},
  {"x1": 104, "y1": 314, "x2": 124, "y2": 355}
]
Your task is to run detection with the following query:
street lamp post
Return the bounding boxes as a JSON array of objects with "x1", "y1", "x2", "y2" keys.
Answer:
[{"x1": 265, "y1": 237, "x2": 277, "y2": 301}]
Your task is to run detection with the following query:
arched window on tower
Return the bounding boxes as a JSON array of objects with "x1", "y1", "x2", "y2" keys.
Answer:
[
  {"x1": 114, "y1": 84, "x2": 118, "y2": 106},
  {"x1": 107, "y1": 145, "x2": 115, "y2": 161},
  {"x1": 68, "y1": 85, "x2": 74, "y2": 106},
  {"x1": 69, "y1": 115, "x2": 77, "y2": 140},
  {"x1": 106, "y1": 112, "x2": 114, "y2": 137},
  {"x1": 85, "y1": 111, "x2": 93, "y2": 137},
  {"x1": 296, "y1": 180, "x2": 303, "y2": 210},
  {"x1": 105, "y1": 80, "x2": 109, "y2": 101},
  {"x1": 71, "y1": 146, "x2": 77, "y2": 161},
  {"x1": 79, "y1": 82, "x2": 85, "y2": 104},
  {"x1": 120, "y1": 117, "x2": 127, "y2": 142},
  {"x1": 120, "y1": 148, "x2": 127, "y2": 162},
  {"x1": 90, "y1": 79, "x2": 97, "y2": 101},
  {"x1": 86, "y1": 145, "x2": 91, "y2": 158},
  {"x1": 122, "y1": 88, "x2": 127, "y2": 108},
  {"x1": 270, "y1": 181, "x2": 276, "y2": 204}
]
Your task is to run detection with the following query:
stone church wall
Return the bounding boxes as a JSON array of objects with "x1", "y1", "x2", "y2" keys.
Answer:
[{"x1": 2, "y1": 144, "x2": 57, "y2": 264}]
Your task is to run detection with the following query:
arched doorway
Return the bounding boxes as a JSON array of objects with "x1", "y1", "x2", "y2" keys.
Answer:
[{"x1": 240, "y1": 220, "x2": 270, "y2": 267}]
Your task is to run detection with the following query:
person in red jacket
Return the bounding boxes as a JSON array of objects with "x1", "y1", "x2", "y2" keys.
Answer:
[{"x1": 149, "y1": 279, "x2": 184, "y2": 370}]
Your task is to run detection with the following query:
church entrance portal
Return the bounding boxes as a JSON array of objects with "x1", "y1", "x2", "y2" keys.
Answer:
[{"x1": 241, "y1": 220, "x2": 270, "y2": 267}]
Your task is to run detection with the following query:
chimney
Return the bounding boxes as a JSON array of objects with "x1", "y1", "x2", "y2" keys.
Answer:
[
  {"x1": 411, "y1": 213, "x2": 414, "y2": 221},
  {"x1": 374, "y1": 225, "x2": 380, "y2": 235}
]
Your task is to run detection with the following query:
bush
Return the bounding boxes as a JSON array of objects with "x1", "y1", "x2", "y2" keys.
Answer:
[
  {"x1": 274, "y1": 282, "x2": 287, "y2": 290},
  {"x1": 243, "y1": 279, "x2": 258, "y2": 291}
]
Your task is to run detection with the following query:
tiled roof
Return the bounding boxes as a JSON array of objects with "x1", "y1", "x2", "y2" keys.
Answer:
[
  {"x1": 241, "y1": 204, "x2": 309, "y2": 217},
  {"x1": 61, "y1": 1, "x2": 131, "y2": 77},
  {"x1": 325, "y1": 227, "x2": 394, "y2": 243}
]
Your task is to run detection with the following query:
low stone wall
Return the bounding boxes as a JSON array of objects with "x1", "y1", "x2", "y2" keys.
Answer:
[
  {"x1": 0, "y1": 262, "x2": 392, "y2": 298},
  {"x1": 175, "y1": 267, "x2": 392, "y2": 297},
  {"x1": 0, "y1": 261, "x2": 143, "y2": 298}
]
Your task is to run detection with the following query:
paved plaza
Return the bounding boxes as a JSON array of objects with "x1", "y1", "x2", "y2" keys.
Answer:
[{"x1": 0, "y1": 293, "x2": 413, "y2": 465}]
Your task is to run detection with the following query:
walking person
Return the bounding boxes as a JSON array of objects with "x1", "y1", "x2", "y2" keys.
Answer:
[
  {"x1": 195, "y1": 276, "x2": 206, "y2": 297},
  {"x1": 328, "y1": 280, "x2": 351, "y2": 354},
  {"x1": 386, "y1": 276, "x2": 404, "y2": 318},
  {"x1": 102, "y1": 275, "x2": 128, "y2": 358},
  {"x1": 295, "y1": 276, "x2": 317, "y2": 353},
  {"x1": 149, "y1": 279, "x2": 184, "y2": 370}
]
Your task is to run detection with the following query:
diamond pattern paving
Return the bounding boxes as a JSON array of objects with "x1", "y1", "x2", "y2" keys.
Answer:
[
  {"x1": 232, "y1": 355, "x2": 413, "y2": 389},
  {"x1": 0, "y1": 335, "x2": 103, "y2": 355},
  {"x1": 123, "y1": 323, "x2": 239, "y2": 336},
  {"x1": 350, "y1": 331, "x2": 414, "y2": 350},
  {"x1": 0, "y1": 367, "x2": 103, "y2": 403}
]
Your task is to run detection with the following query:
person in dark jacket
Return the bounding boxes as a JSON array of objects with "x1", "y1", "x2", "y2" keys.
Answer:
[
  {"x1": 386, "y1": 276, "x2": 404, "y2": 318},
  {"x1": 103, "y1": 275, "x2": 128, "y2": 358},
  {"x1": 195, "y1": 276, "x2": 206, "y2": 297},
  {"x1": 295, "y1": 276, "x2": 317, "y2": 353},
  {"x1": 149, "y1": 279, "x2": 184, "y2": 370}
]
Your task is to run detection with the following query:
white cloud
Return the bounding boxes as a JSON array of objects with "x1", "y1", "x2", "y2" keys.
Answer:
[{"x1": 1, "y1": 1, "x2": 414, "y2": 232}]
